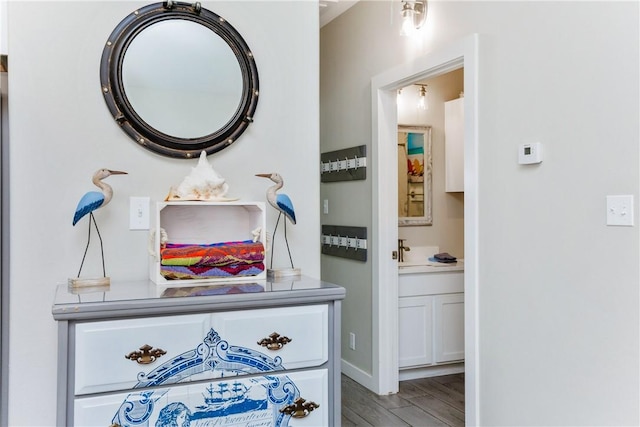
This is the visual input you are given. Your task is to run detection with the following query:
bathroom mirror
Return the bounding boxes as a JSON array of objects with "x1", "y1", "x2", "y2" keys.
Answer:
[
  {"x1": 100, "y1": 1, "x2": 259, "y2": 158},
  {"x1": 398, "y1": 125, "x2": 432, "y2": 226}
]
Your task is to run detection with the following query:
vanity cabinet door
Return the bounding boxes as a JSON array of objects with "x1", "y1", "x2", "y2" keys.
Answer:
[
  {"x1": 74, "y1": 369, "x2": 328, "y2": 427},
  {"x1": 434, "y1": 293, "x2": 465, "y2": 363},
  {"x1": 398, "y1": 296, "x2": 434, "y2": 368},
  {"x1": 211, "y1": 304, "x2": 328, "y2": 370},
  {"x1": 75, "y1": 314, "x2": 211, "y2": 395}
]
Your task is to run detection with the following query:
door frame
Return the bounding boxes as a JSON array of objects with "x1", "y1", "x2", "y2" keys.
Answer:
[
  {"x1": 1, "y1": 61, "x2": 9, "y2": 427},
  {"x1": 370, "y1": 34, "x2": 479, "y2": 424}
]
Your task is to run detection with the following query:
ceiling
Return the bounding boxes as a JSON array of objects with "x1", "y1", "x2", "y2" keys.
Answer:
[{"x1": 319, "y1": 0, "x2": 360, "y2": 28}]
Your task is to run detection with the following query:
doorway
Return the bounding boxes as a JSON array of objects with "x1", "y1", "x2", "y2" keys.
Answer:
[
  {"x1": 370, "y1": 34, "x2": 479, "y2": 424},
  {"x1": 397, "y1": 68, "x2": 465, "y2": 381}
]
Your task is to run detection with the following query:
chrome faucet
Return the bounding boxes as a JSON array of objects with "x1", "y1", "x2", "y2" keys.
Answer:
[{"x1": 398, "y1": 239, "x2": 410, "y2": 262}]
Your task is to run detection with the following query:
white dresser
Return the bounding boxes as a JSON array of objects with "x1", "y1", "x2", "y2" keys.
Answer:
[{"x1": 52, "y1": 277, "x2": 344, "y2": 427}]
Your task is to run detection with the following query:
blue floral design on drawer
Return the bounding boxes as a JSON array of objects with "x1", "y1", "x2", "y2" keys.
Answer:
[{"x1": 110, "y1": 329, "x2": 305, "y2": 426}]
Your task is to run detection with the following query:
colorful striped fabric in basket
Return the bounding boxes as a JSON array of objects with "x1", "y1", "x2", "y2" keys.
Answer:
[{"x1": 160, "y1": 240, "x2": 265, "y2": 280}]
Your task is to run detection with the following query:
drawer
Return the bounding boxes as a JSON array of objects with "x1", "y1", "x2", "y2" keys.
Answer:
[
  {"x1": 75, "y1": 313, "x2": 211, "y2": 395},
  {"x1": 399, "y1": 270, "x2": 464, "y2": 297},
  {"x1": 212, "y1": 304, "x2": 329, "y2": 370},
  {"x1": 74, "y1": 369, "x2": 328, "y2": 427}
]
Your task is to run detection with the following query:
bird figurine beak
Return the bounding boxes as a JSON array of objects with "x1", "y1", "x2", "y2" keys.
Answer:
[
  {"x1": 108, "y1": 170, "x2": 128, "y2": 175},
  {"x1": 255, "y1": 173, "x2": 271, "y2": 178}
]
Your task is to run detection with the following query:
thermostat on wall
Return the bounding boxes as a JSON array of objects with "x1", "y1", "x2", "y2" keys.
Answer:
[{"x1": 519, "y1": 142, "x2": 543, "y2": 164}]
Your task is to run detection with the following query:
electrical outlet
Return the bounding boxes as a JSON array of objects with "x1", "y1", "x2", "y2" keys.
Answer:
[
  {"x1": 130, "y1": 196, "x2": 150, "y2": 230},
  {"x1": 349, "y1": 332, "x2": 356, "y2": 350},
  {"x1": 607, "y1": 195, "x2": 634, "y2": 226},
  {"x1": 323, "y1": 199, "x2": 329, "y2": 214}
]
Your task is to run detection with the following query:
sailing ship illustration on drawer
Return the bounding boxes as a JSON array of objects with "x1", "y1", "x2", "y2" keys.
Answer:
[{"x1": 74, "y1": 327, "x2": 327, "y2": 426}]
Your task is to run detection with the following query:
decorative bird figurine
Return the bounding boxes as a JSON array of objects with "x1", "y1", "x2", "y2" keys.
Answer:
[
  {"x1": 72, "y1": 168, "x2": 127, "y2": 283},
  {"x1": 256, "y1": 173, "x2": 297, "y2": 271}
]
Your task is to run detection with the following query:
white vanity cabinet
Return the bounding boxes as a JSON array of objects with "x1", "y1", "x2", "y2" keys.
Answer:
[
  {"x1": 398, "y1": 267, "x2": 464, "y2": 379},
  {"x1": 53, "y1": 277, "x2": 344, "y2": 427}
]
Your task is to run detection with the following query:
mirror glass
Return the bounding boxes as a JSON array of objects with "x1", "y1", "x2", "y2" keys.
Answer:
[
  {"x1": 100, "y1": 2, "x2": 259, "y2": 159},
  {"x1": 122, "y1": 19, "x2": 242, "y2": 138},
  {"x1": 398, "y1": 125, "x2": 432, "y2": 226}
]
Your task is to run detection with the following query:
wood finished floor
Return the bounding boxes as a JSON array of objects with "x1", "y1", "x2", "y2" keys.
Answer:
[{"x1": 341, "y1": 373, "x2": 465, "y2": 427}]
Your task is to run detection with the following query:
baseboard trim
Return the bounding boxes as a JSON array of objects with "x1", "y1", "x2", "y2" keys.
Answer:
[
  {"x1": 341, "y1": 359, "x2": 375, "y2": 392},
  {"x1": 342, "y1": 359, "x2": 465, "y2": 394},
  {"x1": 399, "y1": 362, "x2": 465, "y2": 381}
]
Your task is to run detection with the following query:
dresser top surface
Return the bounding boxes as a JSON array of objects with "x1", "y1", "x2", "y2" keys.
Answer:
[{"x1": 52, "y1": 276, "x2": 345, "y2": 320}]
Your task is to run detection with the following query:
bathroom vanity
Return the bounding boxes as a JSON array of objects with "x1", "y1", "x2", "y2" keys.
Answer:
[
  {"x1": 52, "y1": 277, "x2": 344, "y2": 427},
  {"x1": 398, "y1": 260, "x2": 464, "y2": 380}
]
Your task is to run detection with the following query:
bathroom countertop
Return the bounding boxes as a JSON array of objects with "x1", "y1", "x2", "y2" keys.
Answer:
[{"x1": 398, "y1": 259, "x2": 464, "y2": 274}]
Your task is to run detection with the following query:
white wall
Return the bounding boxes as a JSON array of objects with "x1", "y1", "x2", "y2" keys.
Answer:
[
  {"x1": 0, "y1": 0, "x2": 6, "y2": 55},
  {"x1": 321, "y1": 1, "x2": 639, "y2": 424},
  {"x1": 7, "y1": 1, "x2": 319, "y2": 425}
]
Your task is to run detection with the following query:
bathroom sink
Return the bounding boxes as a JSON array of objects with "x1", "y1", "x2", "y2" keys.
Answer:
[
  {"x1": 398, "y1": 245, "x2": 439, "y2": 264},
  {"x1": 397, "y1": 245, "x2": 464, "y2": 273}
]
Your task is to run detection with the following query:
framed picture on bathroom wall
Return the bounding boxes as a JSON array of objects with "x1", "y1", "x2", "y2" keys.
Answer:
[{"x1": 397, "y1": 125, "x2": 432, "y2": 226}]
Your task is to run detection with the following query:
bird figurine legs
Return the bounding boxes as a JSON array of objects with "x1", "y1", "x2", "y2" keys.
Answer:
[
  {"x1": 77, "y1": 212, "x2": 106, "y2": 278},
  {"x1": 69, "y1": 212, "x2": 110, "y2": 288},
  {"x1": 270, "y1": 212, "x2": 294, "y2": 270}
]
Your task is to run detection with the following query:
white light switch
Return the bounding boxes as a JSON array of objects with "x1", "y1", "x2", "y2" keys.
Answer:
[
  {"x1": 606, "y1": 195, "x2": 634, "y2": 226},
  {"x1": 130, "y1": 196, "x2": 150, "y2": 230}
]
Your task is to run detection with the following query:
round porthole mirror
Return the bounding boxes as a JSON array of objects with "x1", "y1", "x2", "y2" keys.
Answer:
[{"x1": 100, "y1": 1, "x2": 259, "y2": 158}]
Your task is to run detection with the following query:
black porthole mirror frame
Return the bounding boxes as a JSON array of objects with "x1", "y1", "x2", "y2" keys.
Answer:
[{"x1": 100, "y1": 1, "x2": 259, "y2": 159}]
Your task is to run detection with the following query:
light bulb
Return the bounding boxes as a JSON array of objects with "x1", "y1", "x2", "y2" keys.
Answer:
[
  {"x1": 400, "y1": 2, "x2": 416, "y2": 36},
  {"x1": 417, "y1": 85, "x2": 428, "y2": 110},
  {"x1": 417, "y1": 96, "x2": 426, "y2": 110}
]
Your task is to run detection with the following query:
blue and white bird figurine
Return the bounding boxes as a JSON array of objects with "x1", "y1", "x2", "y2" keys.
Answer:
[
  {"x1": 256, "y1": 172, "x2": 297, "y2": 271},
  {"x1": 72, "y1": 168, "x2": 127, "y2": 284}
]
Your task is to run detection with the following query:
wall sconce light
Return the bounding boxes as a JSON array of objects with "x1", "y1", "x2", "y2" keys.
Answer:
[
  {"x1": 417, "y1": 84, "x2": 428, "y2": 110},
  {"x1": 400, "y1": 0, "x2": 428, "y2": 36}
]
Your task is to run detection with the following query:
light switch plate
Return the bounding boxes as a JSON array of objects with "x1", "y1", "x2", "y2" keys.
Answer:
[
  {"x1": 606, "y1": 195, "x2": 634, "y2": 226},
  {"x1": 130, "y1": 196, "x2": 150, "y2": 230}
]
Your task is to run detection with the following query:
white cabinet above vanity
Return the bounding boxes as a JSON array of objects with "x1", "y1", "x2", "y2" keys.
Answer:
[
  {"x1": 445, "y1": 96, "x2": 464, "y2": 193},
  {"x1": 398, "y1": 261, "x2": 464, "y2": 380}
]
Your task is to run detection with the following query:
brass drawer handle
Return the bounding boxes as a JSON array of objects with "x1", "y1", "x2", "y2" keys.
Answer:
[
  {"x1": 279, "y1": 397, "x2": 319, "y2": 418},
  {"x1": 125, "y1": 344, "x2": 166, "y2": 364},
  {"x1": 257, "y1": 332, "x2": 291, "y2": 350}
]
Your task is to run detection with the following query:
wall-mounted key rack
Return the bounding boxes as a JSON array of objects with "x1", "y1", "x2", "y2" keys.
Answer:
[
  {"x1": 320, "y1": 145, "x2": 367, "y2": 182},
  {"x1": 321, "y1": 225, "x2": 367, "y2": 262}
]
